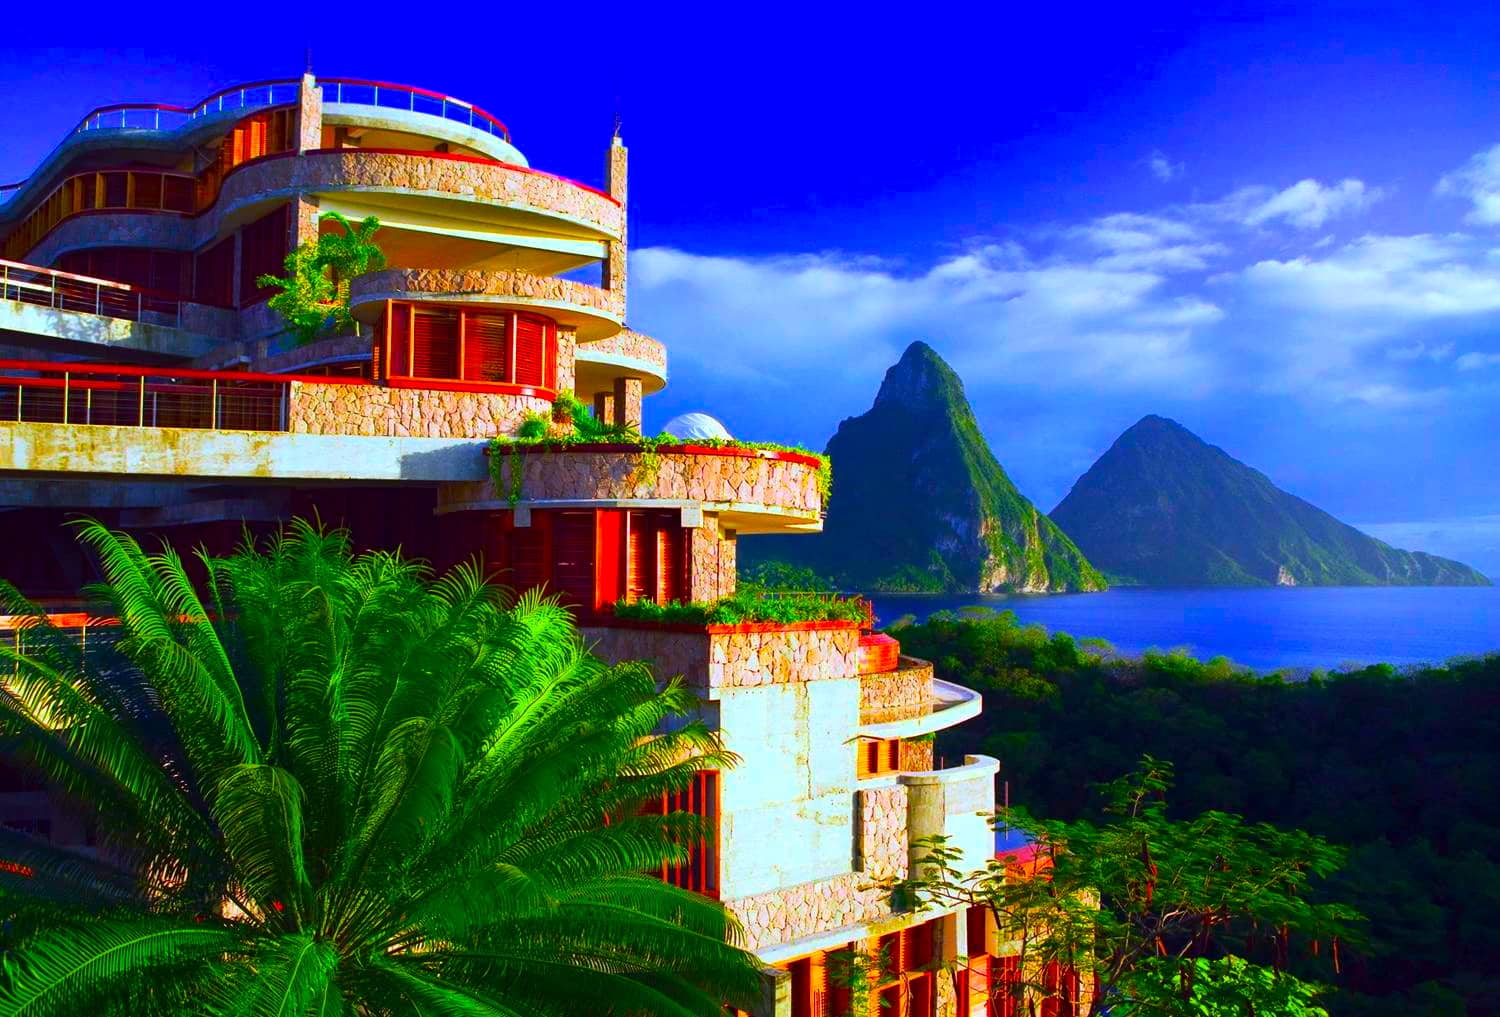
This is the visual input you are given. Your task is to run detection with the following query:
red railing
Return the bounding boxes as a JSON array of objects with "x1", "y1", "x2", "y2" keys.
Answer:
[
  {"x1": 0, "y1": 359, "x2": 362, "y2": 432},
  {"x1": 68, "y1": 77, "x2": 510, "y2": 142},
  {"x1": 1, "y1": 259, "x2": 184, "y2": 327}
]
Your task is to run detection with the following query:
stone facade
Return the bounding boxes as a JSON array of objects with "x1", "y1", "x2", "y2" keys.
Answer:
[
  {"x1": 26, "y1": 212, "x2": 196, "y2": 268},
  {"x1": 859, "y1": 657, "x2": 935, "y2": 722},
  {"x1": 688, "y1": 514, "x2": 737, "y2": 602},
  {"x1": 287, "y1": 381, "x2": 548, "y2": 438},
  {"x1": 857, "y1": 785, "x2": 910, "y2": 882},
  {"x1": 580, "y1": 328, "x2": 666, "y2": 374},
  {"x1": 579, "y1": 623, "x2": 860, "y2": 690},
  {"x1": 728, "y1": 871, "x2": 900, "y2": 954},
  {"x1": 491, "y1": 447, "x2": 824, "y2": 519},
  {"x1": 604, "y1": 138, "x2": 627, "y2": 301},
  {"x1": 350, "y1": 267, "x2": 624, "y2": 333},
  {"x1": 295, "y1": 73, "x2": 322, "y2": 153},
  {"x1": 899, "y1": 738, "x2": 935, "y2": 771},
  {"x1": 612, "y1": 376, "x2": 642, "y2": 428},
  {"x1": 215, "y1": 149, "x2": 623, "y2": 240},
  {"x1": 555, "y1": 328, "x2": 577, "y2": 395}
]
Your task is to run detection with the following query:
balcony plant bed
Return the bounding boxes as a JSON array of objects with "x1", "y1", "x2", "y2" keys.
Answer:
[{"x1": 609, "y1": 592, "x2": 869, "y2": 631}]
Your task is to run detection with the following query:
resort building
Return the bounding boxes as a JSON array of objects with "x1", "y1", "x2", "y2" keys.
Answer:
[{"x1": 0, "y1": 75, "x2": 1069, "y2": 1016}]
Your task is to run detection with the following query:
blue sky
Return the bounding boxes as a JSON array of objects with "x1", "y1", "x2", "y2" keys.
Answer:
[{"x1": 4, "y1": 5, "x2": 1500, "y2": 573}]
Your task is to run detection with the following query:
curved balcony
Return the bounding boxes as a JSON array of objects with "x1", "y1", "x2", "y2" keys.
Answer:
[
  {"x1": 901, "y1": 754, "x2": 999, "y2": 875},
  {"x1": 857, "y1": 658, "x2": 982, "y2": 739},
  {"x1": 575, "y1": 329, "x2": 668, "y2": 396},
  {"x1": 442, "y1": 443, "x2": 826, "y2": 533},
  {"x1": 1, "y1": 78, "x2": 526, "y2": 219},
  {"x1": 215, "y1": 149, "x2": 621, "y2": 242},
  {"x1": 350, "y1": 268, "x2": 623, "y2": 342}
]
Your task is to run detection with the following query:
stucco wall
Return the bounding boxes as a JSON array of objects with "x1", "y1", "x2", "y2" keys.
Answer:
[
  {"x1": 287, "y1": 381, "x2": 549, "y2": 438},
  {"x1": 904, "y1": 756, "x2": 998, "y2": 878},
  {"x1": 717, "y1": 678, "x2": 860, "y2": 900}
]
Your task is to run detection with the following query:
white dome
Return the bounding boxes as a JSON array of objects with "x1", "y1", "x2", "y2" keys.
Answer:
[{"x1": 663, "y1": 412, "x2": 733, "y2": 441}]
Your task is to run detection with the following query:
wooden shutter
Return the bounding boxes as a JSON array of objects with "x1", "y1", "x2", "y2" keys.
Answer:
[
  {"x1": 655, "y1": 514, "x2": 684, "y2": 604},
  {"x1": 551, "y1": 511, "x2": 595, "y2": 612},
  {"x1": 507, "y1": 515, "x2": 549, "y2": 595},
  {"x1": 625, "y1": 511, "x2": 651, "y2": 604},
  {"x1": 412, "y1": 309, "x2": 459, "y2": 378},
  {"x1": 462, "y1": 311, "x2": 511, "y2": 382},
  {"x1": 387, "y1": 304, "x2": 411, "y2": 379},
  {"x1": 514, "y1": 314, "x2": 547, "y2": 387}
]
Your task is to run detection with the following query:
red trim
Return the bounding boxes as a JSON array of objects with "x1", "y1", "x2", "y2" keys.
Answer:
[
  {"x1": 385, "y1": 375, "x2": 554, "y2": 399},
  {"x1": 0, "y1": 359, "x2": 367, "y2": 387},
  {"x1": 589, "y1": 618, "x2": 862, "y2": 635},
  {"x1": 501, "y1": 442, "x2": 824, "y2": 469}
]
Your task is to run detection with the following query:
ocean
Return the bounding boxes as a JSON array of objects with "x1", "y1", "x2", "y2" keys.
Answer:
[{"x1": 866, "y1": 586, "x2": 1500, "y2": 671}]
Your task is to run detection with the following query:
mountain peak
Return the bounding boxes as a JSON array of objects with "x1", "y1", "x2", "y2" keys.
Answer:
[{"x1": 873, "y1": 341, "x2": 965, "y2": 412}]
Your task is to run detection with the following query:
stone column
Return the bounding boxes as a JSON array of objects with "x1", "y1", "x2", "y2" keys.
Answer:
[
  {"x1": 613, "y1": 376, "x2": 642, "y2": 430},
  {"x1": 749, "y1": 964, "x2": 791, "y2": 1017},
  {"x1": 555, "y1": 327, "x2": 578, "y2": 396},
  {"x1": 688, "y1": 515, "x2": 736, "y2": 602},
  {"x1": 593, "y1": 391, "x2": 615, "y2": 425},
  {"x1": 295, "y1": 73, "x2": 323, "y2": 153},
  {"x1": 603, "y1": 136, "x2": 628, "y2": 306}
]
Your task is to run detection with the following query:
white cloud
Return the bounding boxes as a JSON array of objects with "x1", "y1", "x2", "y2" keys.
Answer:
[
  {"x1": 1436, "y1": 144, "x2": 1500, "y2": 225},
  {"x1": 1456, "y1": 351, "x2": 1500, "y2": 370},
  {"x1": 1387, "y1": 341, "x2": 1455, "y2": 362},
  {"x1": 1239, "y1": 179, "x2": 1384, "y2": 230},
  {"x1": 1147, "y1": 150, "x2": 1183, "y2": 182}
]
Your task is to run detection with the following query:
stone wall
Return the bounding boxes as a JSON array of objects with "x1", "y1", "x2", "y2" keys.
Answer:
[
  {"x1": 495, "y1": 448, "x2": 824, "y2": 519},
  {"x1": 899, "y1": 739, "x2": 935, "y2": 771},
  {"x1": 580, "y1": 623, "x2": 860, "y2": 690},
  {"x1": 859, "y1": 657, "x2": 934, "y2": 721},
  {"x1": 287, "y1": 381, "x2": 548, "y2": 438},
  {"x1": 214, "y1": 150, "x2": 623, "y2": 239},
  {"x1": 689, "y1": 514, "x2": 737, "y2": 602},
  {"x1": 556, "y1": 328, "x2": 577, "y2": 395},
  {"x1": 857, "y1": 785, "x2": 910, "y2": 882},
  {"x1": 580, "y1": 328, "x2": 666, "y2": 373},
  {"x1": 728, "y1": 871, "x2": 899, "y2": 954},
  {"x1": 26, "y1": 212, "x2": 196, "y2": 267}
]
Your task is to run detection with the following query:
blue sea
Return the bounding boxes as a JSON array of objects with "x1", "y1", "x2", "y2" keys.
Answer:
[{"x1": 866, "y1": 586, "x2": 1500, "y2": 671}]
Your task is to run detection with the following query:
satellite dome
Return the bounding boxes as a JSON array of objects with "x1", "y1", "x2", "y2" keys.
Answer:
[{"x1": 663, "y1": 412, "x2": 733, "y2": 441}]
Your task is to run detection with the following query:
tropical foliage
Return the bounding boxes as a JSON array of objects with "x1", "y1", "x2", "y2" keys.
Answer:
[
  {"x1": 0, "y1": 520, "x2": 759, "y2": 1016},
  {"x1": 902, "y1": 758, "x2": 1357, "y2": 1016},
  {"x1": 258, "y1": 212, "x2": 387, "y2": 347},
  {"x1": 896, "y1": 608, "x2": 1500, "y2": 1015},
  {"x1": 611, "y1": 589, "x2": 869, "y2": 626}
]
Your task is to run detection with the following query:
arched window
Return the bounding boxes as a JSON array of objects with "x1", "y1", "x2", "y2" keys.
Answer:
[{"x1": 382, "y1": 302, "x2": 556, "y2": 393}]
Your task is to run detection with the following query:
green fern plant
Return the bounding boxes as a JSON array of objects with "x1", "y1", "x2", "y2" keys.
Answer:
[
  {"x1": 0, "y1": 520, "x2": 759, "y2": 1016},
  {"x1": 258, "y1": 212, "x2": 387, "y2": 347}
]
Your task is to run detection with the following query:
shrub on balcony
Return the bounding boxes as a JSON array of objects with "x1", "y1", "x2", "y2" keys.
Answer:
[
  {"x1": 258, "y1": 211, "x2": 386, "y2": 346},
  {"x1": 489, "y1": 396, "x2": 833, "y2": 507},
  {"x1": 612, "y1": 589, "x2": 870, "y2": 626}
]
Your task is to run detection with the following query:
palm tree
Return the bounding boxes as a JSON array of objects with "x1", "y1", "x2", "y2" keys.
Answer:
[{"x1": 0, "y1": 520, "x2": 758, "y2": 1016}]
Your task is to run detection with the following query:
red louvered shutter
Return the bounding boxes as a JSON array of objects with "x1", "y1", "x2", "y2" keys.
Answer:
[
  {"x1": 625, "y1": 511, "x2": 651, "y2": 604},
  {"x1": 463, "y1": 311, "x2": 511, "y2": 382},
  {"x1": 387, "y1": 305, "x2": 410, "y2": 379},
  {"x1": 656, "y1": 515, "x2": 683, "y2": 604},
  {"x1": 514, "y1": 314, "x2": 547, "y2": 387},
  {"x1": 412, "y1": 309, "x2": 459, "y2": 379}
]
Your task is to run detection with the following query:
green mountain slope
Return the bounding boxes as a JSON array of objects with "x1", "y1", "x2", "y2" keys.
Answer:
[
  {"x1": 1050, "y1": 414, "x2": 1491, "y2": 587},
  {"x1": 745, "y1": 342, "x2": 1105, "y2": 593}
]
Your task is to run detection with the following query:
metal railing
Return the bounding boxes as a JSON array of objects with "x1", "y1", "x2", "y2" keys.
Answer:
[
  {"x1": 69, "y1": 78, "x2": 510, "y2": 142},
  {"x1": 1, "y1": 259, "x2": 183, "y2": 327},
  {"x1": 0, "y1": 359, "x2": 359, "y2": 433},
  {"x1": 317, "y1": 79, "x2": 511, "y2": 141}
]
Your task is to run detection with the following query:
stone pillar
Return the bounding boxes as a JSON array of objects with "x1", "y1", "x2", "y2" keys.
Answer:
[
  {"x1": 295, "y1": 73, "x2": 323, "y2": 153},
  {"x1": 688, "y1": 515, "x2": 737, "y2": 602},
  {"x1": 603, "y1": 136, "x2": 628, "y2": 305},
  {"x1": 555, "y1": 327, "x2": 578, "y2": 396},
  {"x1": 593, "y1": 391, "x2": 615, "y2": 425},
  {"x1": 613, "y1": 376, "x2": 642, "y2": 430},
  {"x1": 749, "y1": 964, "x2": 792, "y2": 1017}
]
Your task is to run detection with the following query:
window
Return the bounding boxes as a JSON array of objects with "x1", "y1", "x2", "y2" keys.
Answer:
[
  {"x1": 873, "y1": 922, "x2": 937, "y2": 1017},
  {"x1": 789, "y1": 952, "x2": 829, "y2": 1017},
  {"x1": 1040, "y1": 962, "x2": 1081, "y2": 1017},
  {"x1": 642, "y1": 769, "x2": 719, "y2": 898},
  {"x1": 194, "y1": 237, "x2": 235, "y2": 308},
  {"x1": 856, "y1": 737, "x2": 901, "y2": 779},
  {"x1": 382, "y1": 302, "x2": 556, "y2": 392},
  {"x1": 238, "y1": 204, "x2": 290, "y2": 307}
]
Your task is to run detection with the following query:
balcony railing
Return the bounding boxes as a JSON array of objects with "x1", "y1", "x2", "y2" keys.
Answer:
[
  {"x1": 1, "y1": 259, "x2": 185, "y2": 327},
  {"x1": 66, "y1": 78, "x2": 511, "y2": 143},
  {"x1": 0, "y1": 359, "x2": 360, "y2": 432}
]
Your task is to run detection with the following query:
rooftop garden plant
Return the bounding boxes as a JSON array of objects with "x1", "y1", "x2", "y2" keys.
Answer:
[
  {"x1": 611, "y1": 588, "x2": 869, "y2": 626},
  {"x1": 488, "y1": 394, "x2": 832, "y2": 506},
  {"x1": 0, "y1": 520, "x2": 759, "y2": 1016},
  {"x1": 258, "y1": 211, "x2": 386, "y2": 347}
]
